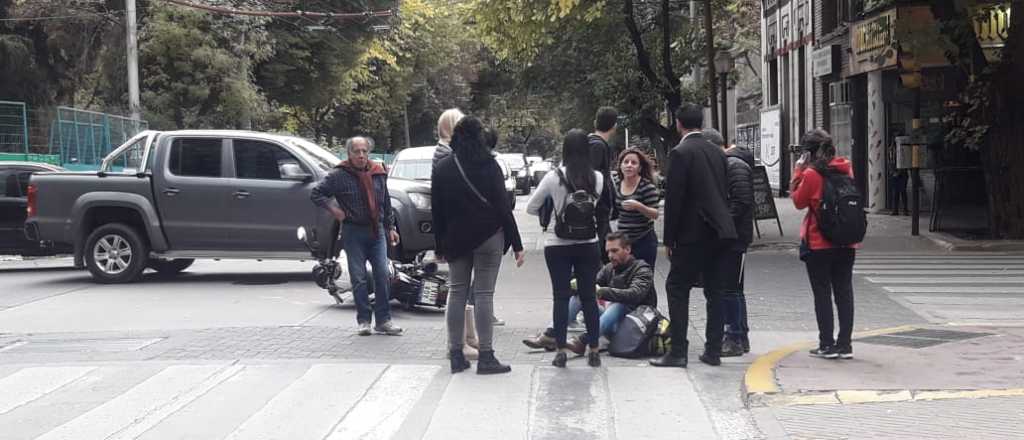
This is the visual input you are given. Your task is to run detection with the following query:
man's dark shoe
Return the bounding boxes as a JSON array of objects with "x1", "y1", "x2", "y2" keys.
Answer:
[
  {"x1": 565, "y1": 336, "x2": 587, "y2": 356},
  {"x1": 699, "y1": 352, "x2": 721, "y2": 366},
  {"x1": 477, "y1": 350, "x2": 512, "y2": 375},
  {"x1": 650, "y1": 353, "x2": 688, "y2": 368},
  {"x1": 741, "y1": 335, "x2": 751, "y2": 353},
  {"x1": 809, "y1": 346, "x2": 839, "y2": 359},
  {"x1": 522, "y1": 333, "x2": 557, "y2": 351},
  {"x1": 449, "y1": 349, "x2": 471, "y2": 374},
  {"x1": 836, "y1": 345, "x2": 854, "y2": 359},
  {"x1": 720, "y1": 339, "x2": 744, "y2": 357}
]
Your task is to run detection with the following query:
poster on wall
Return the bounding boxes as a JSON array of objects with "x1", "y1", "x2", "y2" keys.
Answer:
[{"x1": 759, "y1": 108, "x2": 782, "y2": 190}]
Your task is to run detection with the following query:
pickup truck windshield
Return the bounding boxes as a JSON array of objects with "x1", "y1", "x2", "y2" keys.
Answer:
[{"x1": 285, "y1": 138, "x2": 340, "y2": 172}]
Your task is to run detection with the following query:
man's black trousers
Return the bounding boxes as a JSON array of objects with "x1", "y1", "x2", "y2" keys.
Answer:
[{"x1": 666, "y1": 239, "x2": 730, "y2": 356}]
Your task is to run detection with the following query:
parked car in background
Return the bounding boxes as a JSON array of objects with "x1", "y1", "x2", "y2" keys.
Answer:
[
  {"x1": 1, "y1": 162, "x2": 72, "y2": 256},
  {"x1": 386, "y1": 146, "x2": 438, "y2": 262},
  {"x1": 498, "y1": 153, "x2": 531, "y2": 194},
  {"x1": 530, "y1": 160, "x2": 552, "y2": 187},
  {"x1": 24, "y1": 130, "x2": 433, "y2": 283},
  {"x1": 494, "y1": 156, "x2": 517, "y2": 209}
]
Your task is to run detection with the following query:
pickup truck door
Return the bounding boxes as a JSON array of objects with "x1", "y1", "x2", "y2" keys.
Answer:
[
  {"x1": 151, "y1": 137, "x2": 239, "y2": 250},
  {"x1": 227, "y1": 138, "x2": 320, "y2": 252}
]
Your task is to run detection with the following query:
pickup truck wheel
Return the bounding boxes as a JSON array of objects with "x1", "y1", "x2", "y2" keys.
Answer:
[
  {"x1": 84, "y1": 223, "x2": 149, "y2": 284},
  {"x1": 149, "y1": 258, "x2": 194, "y2": 276}
]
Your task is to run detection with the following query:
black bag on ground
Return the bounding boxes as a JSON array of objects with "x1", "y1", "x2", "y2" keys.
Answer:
[
  {"x1": 553, "y1": 168, "x2": 598, "y2": 240},
  {"x1": 816, "y1": 168, "x2": 867, "y2": 246},
  {"x1": 608, "y1": 305, "x2": 665, "y2": 358}
]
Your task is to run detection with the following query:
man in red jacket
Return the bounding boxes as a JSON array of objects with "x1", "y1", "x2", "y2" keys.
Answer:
[{"x1": 790, "y1": 129, "x2": 858, "y2": 360}]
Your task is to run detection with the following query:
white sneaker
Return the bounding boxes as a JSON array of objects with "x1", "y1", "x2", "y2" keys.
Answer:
[
  {"x1": 374, "y1": 321, "x2": 404, "y2": 336},
  {"x1": 357, "y1": 322, "x2": 372, "y2": 336}
]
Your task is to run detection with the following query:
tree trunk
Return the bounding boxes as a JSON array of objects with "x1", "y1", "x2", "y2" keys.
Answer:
[{"x1": 984, "y1": 0, "x2": 1024, "y2": 238}]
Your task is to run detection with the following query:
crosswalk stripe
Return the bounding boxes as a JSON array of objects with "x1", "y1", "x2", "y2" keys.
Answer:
[
  {"x1": 856, "y1": 259, "x2": 1024, "y2": 266},
  {"x1": 325, "y1": 365, "x2": 441, "y2": 440},
  {"x1": 136, "y1": 365, "x2": 308, "y2": 440},
  {"x1": 855, "y1": 270, "x2": 1024, "y2": 275},
  {"x1": 421, "y1": 366, "x2": 533, "y2": 439},
  {"x1": 37, "y1": 364, "x2": 243, "y2": 440},
  {"x1": 855, "y1": 254, "x2": 1024, "y2": 258},
  {"x1": 884, "y1": 286, "x2": 1024, "y2": 294},
  {"x1": 855, "y1": 265, "x2": 1024, "y2": 270},
  {"x1": 607, "y1": 367, "x2": 716, "y2": 439},
  {"x1": 223, "y1": 363, "x2": 388, "y2": 440},
  {"x1": 0, "y1": 366, "x2": 96, "y2": 415},
  {"x1": 528, "y1": 366, "x2": 613, "y2": 439},
  {"x1": 866, "y1": 277, "x2": 1024, "y2": 284}
]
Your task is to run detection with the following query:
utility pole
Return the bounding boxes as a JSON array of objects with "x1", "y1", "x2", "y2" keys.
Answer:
[
  {"x1": 126, "y1": 0, "x2": 141, "y2": 122},
  {"x1": 403, "y1": 104, "x2": 411, "y2": 148},
  {"x1": 704, "y1": 0, "x2": 718, "y2": 130}
]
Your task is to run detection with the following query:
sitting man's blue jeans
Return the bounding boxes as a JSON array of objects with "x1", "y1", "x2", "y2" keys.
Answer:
[
  {"x1": 568, "y1": 296, "x2": 631, "y2": 339},
  {"x1": 343, "y1": 223, "x2": 392, "y2": 325}
]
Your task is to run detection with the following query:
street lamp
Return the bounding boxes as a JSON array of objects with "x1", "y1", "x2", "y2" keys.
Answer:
[{"x1": 714, "y1": 50, "x2": 735, "y2": 145}]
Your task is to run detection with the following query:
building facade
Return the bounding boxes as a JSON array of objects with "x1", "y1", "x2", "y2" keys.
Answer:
[{"x1": 761, "y1": 0, "x2": 1006, "y2": 219}]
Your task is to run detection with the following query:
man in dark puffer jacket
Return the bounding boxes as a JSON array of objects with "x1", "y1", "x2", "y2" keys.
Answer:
[{"x1": 703, "y1": 128, "x2": 755, "y2": 357}]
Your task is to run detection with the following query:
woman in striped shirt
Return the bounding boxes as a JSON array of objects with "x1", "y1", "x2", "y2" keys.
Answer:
[{"x1": 614, "y1": 148, "x2": 661, "y2": 267}]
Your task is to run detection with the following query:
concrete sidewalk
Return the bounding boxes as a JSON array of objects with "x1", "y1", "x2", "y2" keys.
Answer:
[{"x1": 756, "y1": 197, "x2": 1024, "y2": 253}]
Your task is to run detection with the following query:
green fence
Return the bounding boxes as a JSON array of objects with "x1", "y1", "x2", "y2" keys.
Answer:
[
  {"x1": 49, "y1": 106, "x2": 148, "y2": 170},
  {"x1": 0, "y1": 101, "x2": 29, "y2": 154}
]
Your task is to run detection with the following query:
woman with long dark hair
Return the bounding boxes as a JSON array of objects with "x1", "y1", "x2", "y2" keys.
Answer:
[
  {"x1": 432, "y1": 116, "x2": 525, "y2": 374},
  {"x1": 526, "y1": 129, "x2": 604, "y2": 368},
  {"x1": 614, "y1": 148, "x2": 661, "y2": 267},
  {"x1": 790, "y1": 129, "x2": 860, "y2": 360}
]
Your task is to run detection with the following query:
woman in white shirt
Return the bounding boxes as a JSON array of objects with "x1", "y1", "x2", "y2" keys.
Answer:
[{"x1": 527, "y1": 129, "x2": 604, "y2": 368}]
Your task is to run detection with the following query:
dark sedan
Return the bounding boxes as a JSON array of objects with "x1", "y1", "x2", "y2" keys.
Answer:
[{"x1": 1, "y1": 162, "x2": 71, "y2": 256}]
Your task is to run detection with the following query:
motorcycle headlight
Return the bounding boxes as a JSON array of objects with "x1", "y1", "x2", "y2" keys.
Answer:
[
  {"x1": 517, "y1": 169, "x2": 528, "y2": 177},
  {"x1": 408, "y1": 192, "x2": 431, "y2": 210}
]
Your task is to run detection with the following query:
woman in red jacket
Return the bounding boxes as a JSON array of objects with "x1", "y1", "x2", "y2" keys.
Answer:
[{"x1": 790, "y1": 129, "x2": 858, "y2": 360}]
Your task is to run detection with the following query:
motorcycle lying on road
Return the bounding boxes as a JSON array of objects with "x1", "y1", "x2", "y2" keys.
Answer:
[{"x1": 296, "y1": 226, "x2": 448, "y2": 311}]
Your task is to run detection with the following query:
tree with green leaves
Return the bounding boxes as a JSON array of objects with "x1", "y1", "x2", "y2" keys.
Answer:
[
  {"x1": 925, "y1": 0, "x2": 1024, "y2": 238},
  {"x1": 470, "y1": 0, "x2": 761, "y2": 164}
]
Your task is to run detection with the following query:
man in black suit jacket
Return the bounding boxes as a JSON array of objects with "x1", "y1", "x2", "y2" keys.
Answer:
[{"x1": 650, "y1": 103, "x2": 738, "y2": 368}]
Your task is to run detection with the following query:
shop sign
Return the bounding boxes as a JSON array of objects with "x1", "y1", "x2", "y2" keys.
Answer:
[
  {"x1": 759, "y1": 108, "x2": 782, "y2": 190},
  {"x1": 974, "y1": 4, "x2": 1011, "y2": 62},
  {"x1": 813, "y1": 45, "x2": 835, "y2": 77},
  {"x1": 851, "y1": 9, "x2": 898, "y2": 74}
]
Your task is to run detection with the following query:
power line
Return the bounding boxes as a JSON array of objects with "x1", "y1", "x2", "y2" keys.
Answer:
[
  {"x1": 0, "y1": 12, "x2": 122, "y2": 22},
  {"x1": 161, "y1": 0, "x2": 393, "y2": 20}
]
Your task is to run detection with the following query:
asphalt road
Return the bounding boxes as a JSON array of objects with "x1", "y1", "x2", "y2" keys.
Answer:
[{"x1": 2, "y1": 192, "x2": 1020, "y2": 439}]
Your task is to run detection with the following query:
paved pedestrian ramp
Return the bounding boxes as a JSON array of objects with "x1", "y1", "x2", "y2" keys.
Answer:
[
  {"x1": 855, "y1": 253, "x2": 1024, "y2": 325},
  {"x1": 0, "y1": 361, "x2": 715, "y2": 440}
]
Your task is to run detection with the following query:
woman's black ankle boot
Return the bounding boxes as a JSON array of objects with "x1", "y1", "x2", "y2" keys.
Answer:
[
  {"x1": 552, "y1": 351, "x2": 567, "y2": 368},
  {"x1": 477, "y1": 350, "x2": 512, "y2": 375},
  {"x1": 450, "y1": 349, "x2": 471, "y2": 373}
]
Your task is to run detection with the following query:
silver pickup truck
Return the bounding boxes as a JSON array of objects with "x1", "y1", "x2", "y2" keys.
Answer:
[{"x1": 25, "y1": 130, "x2": 433, "y2": 283}]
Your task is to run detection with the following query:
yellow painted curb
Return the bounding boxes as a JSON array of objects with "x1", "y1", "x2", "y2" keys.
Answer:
[
  {"x1": 913, "y1": 388, "x2": 1024, "y2": 401},
  {"x1": 837, "y1": 389, "x2": 913, "y2": 404},
  {"x1": 744, "y1": 325, "x2": 918, "y2": 397},
  {"x1": 744, "y1": 341, "x2": 813, "y2": 394}
]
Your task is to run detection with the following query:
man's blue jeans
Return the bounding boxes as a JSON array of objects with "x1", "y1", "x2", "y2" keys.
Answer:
[
  {"x1": 568, "y1": 296, "x2": 631, "y2": 339},
  {"x1": 343, "y1": 223, "x2": 392, "y2": 325}
]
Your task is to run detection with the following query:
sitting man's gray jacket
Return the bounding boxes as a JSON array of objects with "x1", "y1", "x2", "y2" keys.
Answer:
[{"x1": 596, "y1": 258, "x2": 657, "y2": 308}]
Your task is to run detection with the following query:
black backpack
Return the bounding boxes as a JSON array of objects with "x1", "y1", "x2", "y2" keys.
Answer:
[
  {"x1": 609, "y1": 305, "x2": 665, "y2": 358},
  {"x1": 817, "y1": 168, "x2": 867, "y2": 246},
  {"x1": 553, "y1": 168, "x2": 598, "y2": 240}
]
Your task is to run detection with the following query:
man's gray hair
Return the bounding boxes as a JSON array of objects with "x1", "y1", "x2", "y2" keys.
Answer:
[
  {"x1": 345, "y1": 136, "x2": 375, "y2": 152},
  {"x1": 701, "y1": 128, "x2": 725, "y2": 147}
]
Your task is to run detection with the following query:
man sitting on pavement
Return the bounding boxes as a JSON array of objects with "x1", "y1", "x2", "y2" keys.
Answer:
[{"x1": 523, "y1": 232, "x2": 656, "y2": 352}]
